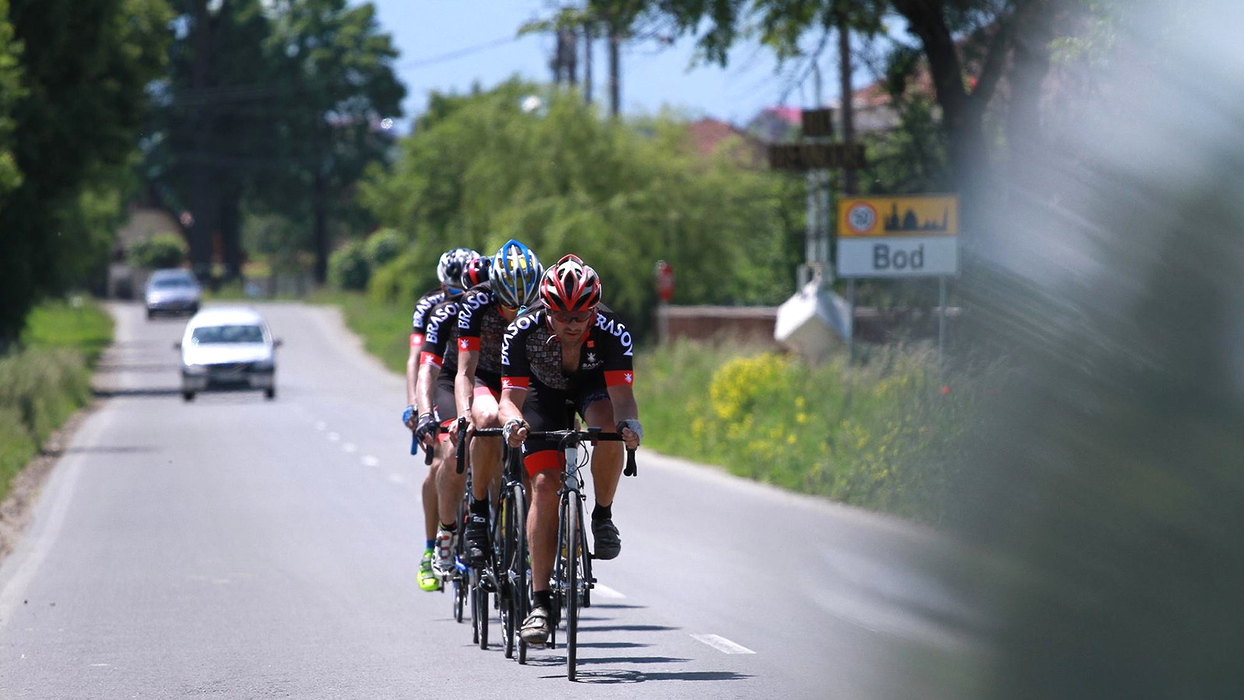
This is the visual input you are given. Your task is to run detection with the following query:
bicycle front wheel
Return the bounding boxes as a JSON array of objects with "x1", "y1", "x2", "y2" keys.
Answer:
[
  {"x1": 510, "y1": 483, "x2": 530, "y2": 664},
  {"x1": 564, "y1": 495, "x2": 582, "y2": 681}
]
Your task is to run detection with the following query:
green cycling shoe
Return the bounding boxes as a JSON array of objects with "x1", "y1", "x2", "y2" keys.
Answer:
[{"x1": 418, "y1": 548, "x2": 440, "y2": 592}]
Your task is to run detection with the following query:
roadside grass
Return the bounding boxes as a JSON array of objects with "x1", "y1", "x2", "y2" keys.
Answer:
[
  {"x1": 0, "y1": 297, "x2": 113, "y2": 503},
  {"x1": 309, "y1": 289, "x2": 411, "y2": 374},
  {"x1": 635, "y1": 339, "x2": 1004, "y2": 524},
  {"x1": 21, "y1": 297, "x2": 114, "y2": 366}
]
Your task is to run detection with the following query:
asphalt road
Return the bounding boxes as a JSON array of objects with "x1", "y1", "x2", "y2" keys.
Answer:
[{"x1": 0, "y1": 301, "x2": 990, "y2": 699}]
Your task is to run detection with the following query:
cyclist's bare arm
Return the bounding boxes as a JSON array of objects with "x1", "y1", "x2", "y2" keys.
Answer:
[
  {"x1": 415, "y1": 362, "x2": 440, "y2": 445},
  {"x1": 498, "y1": 386, "x2": 529, "y2": 447},
  {"x1": 455, "y1": 348, "x2": 480, "y2": 428},
  {"x1": 606, "y1": 383, "x2": 642, "y2": 450},
  {"x1": 404, "y1": 338, "x2": 421, "y2": 426}
]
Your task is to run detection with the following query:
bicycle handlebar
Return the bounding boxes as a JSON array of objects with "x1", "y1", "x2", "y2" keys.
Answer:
[{"x1": 463, "y1": 426, "x2": 639, "y2": 477}]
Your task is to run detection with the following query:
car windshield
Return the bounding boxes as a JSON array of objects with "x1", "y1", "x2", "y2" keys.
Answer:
[
  {"x1": 153, "y1": 277, "x2": 195, "y2": 289},
  {"x1": 191, "y1": 324, "x2": 264, "y2": 344}
]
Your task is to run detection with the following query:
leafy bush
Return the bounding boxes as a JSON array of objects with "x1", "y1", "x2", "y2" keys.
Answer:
[
  {"x1": 368, "y1": 249, "x2": 436, "y2": 306},
  {"x1": 128, "y1": 232, "x2": 187, "y2": 269},
  {"x1": 328, "y1": 239, "x2": 370, "y2": 291},
  {"x1": 364, "y1": 228, "x2": 405, "y2": 268}
]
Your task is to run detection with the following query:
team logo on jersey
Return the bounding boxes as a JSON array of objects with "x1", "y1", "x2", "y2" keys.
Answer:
[
  {"x1": 582, "y1": 350, "x2": 601, "y2": 370},
  {"x1": 458, "y1": 337, "x2": 470, "y2": 351}
]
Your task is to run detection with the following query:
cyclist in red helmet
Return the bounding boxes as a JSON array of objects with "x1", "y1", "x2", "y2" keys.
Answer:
[{"x1": 496, "y1": 254, "x2": 643, "y2": 645}]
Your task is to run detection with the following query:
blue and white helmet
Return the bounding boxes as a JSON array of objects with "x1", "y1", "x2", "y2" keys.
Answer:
[
  {"x1": 437, "y1": 247, "x2": 482, "y2": 292},
  {"x1": 490, "y1": 239, "x2": 543, "y2": 309}
]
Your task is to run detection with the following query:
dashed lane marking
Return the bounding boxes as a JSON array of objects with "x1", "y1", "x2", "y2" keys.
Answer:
[
  {"x1": 592, "y1": 583, "x2": 626, "y2": 599},
  {"x1": 691, "y1": 634, "x2": 756, "y2": 655},
  {"x1": 327, "y1": 432, "x2": 340, "y2": 442},
  {"x1": 342, "y1": 442, "x2": 357, "y2": 453},
  {"x1": 361, "y1": 456, "x2": 380, "y2": 467}
]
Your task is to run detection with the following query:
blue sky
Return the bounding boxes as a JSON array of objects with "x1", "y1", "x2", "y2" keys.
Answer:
[{"x1": 362, "y1": 1, "x2": 824, "y2": 133}]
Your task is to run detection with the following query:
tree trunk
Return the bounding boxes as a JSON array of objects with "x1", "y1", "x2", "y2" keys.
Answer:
[
  {"x1": 188, "y1": 0, "x2": 214, "y2": 280},
  {"x1": 218, "y1": 181, "x2": 244, "y2": 281},
  {"x1": 1007, "y1": 0, "x2": 1056, "y2": 189},
  {"x1": 312, "y1": 169, "x2": 329, "y2": 285}
]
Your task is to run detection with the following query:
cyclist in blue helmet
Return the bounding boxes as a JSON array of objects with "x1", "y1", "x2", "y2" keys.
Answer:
[{"x1": 454, "y1": 240, "x2": 544, "y2": 565}]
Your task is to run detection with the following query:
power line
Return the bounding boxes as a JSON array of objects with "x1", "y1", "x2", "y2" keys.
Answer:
[{"x1": 394, "y1": 35, "x2": 519, "y2": 72}]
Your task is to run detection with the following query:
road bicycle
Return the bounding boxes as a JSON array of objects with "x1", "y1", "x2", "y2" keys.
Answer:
[
  {"x1": 519, "y1": 426, "x2": 637, "y2": 681},
  {"x1": 458, "y1": 425, "x2": 527, "y2": 660}
]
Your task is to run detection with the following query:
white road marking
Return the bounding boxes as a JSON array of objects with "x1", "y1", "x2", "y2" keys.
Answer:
[
  {"x1": 592, "y1": 583, "x2": 626, "y2": 599},
  {"x1": 691, "y1": 634, "x2": 756, "y2": 655},
  {"x1": 388, "y1": 474, "x2": 407, "y2": 484},
  {"x1": 342, "y1": 442, "x2": 357, "y2": 453},
  {"x1": 327, "y1": 432, "x2": 340, "y2": 442},
  {"x1": 361, "y1": 456, "x2": 380, "y2": 467},
  {"x1": 315, "y1": 422, "x2": 326, "y2": 431}
]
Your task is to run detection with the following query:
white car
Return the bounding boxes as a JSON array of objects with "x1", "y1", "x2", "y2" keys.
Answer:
[
  {"x1": 177, "y1": 307, "x2": 281, "y2": 401},
  {"x1": 145, "y1": 268, "x2": 202, "y2": 319}
]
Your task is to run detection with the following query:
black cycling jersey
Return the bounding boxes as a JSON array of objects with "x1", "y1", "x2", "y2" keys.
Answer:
[
  {"x1": 456, "y1": 284, "x2": 510, "y2": 385},
  {"x1": 420, "y1": 297, "x2": 462, "y2": 379},
  {"x1": 501, "y1": 302, "x2": 635, "y2": 472},
  {"x1": 500, "y1": 301, "x2": 634, "y2": 393},
  {"x1": 410, "y1": 287, "x2": 446, "y2": 348}
]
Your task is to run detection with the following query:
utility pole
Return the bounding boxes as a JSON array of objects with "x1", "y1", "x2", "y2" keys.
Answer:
[
  {"x1": 837, "y1": 4, "x2": 860, "y2": 361},
  {"x1": 608, "y1": 22, "x2": 621, "y2": 116},
  {"x1": 583, "y1": 22, "x2": 593, "y2": 105},
  {"x1": 837, "y1": 4, "x2": 857, "y2": 197}
]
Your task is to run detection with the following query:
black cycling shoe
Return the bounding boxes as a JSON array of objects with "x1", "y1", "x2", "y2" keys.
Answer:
[
  {"x1": 463, "y1": 513, "x2": 491, "y2": 565},
  {"x1": 591, "y1": 517, "x2": 621, "y2": 560}
]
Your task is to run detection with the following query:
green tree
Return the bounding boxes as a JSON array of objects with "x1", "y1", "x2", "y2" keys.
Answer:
[
  {"x1": 260, "y1": 0, "x2": 405, "y2": 284},
  {"x1": 360, "y1": 84, "x2": 802, "y2": 336},
  {"x1": 0, "y1": 0, "x2": 23, "y2": 200},
  {"x1": 582, "y1": 0, "x2": 1088, "y2": 234},
  {"x1": 144, "y1": 0, "x2": 403, "y2": 284},
  {"x1": 0, "y1": 0, "x2": 170, "y2": 345}
]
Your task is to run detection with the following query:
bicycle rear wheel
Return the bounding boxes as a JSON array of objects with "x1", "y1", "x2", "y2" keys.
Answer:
[{"x1": 498, "y1": 485, "x2": 518, "y2": 658}]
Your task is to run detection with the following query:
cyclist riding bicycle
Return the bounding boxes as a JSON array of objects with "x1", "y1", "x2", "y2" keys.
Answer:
[
  {"x1": 405, "y1": 247, "x2": 480, "y2": 590},
  {"x1": 497, "y1": 254, "x2": 643, "y2": 645},
  {"x1": 454, "y1": 240, "x2": 544, "y2": 566}
]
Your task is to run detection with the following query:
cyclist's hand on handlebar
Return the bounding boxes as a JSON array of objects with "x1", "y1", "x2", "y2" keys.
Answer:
[
  {"x1": 414, "y1": 412, "x2": 437, "y2": 447},
  {"x1": 503, "y1": 418, "x2": 528, "y2": 448},
  {"x1": 402, "y1": 405, "x2": 417, "y2": 430},
  {"x1": 616, "y1": 419, "x2": 643, "y2": 450}
]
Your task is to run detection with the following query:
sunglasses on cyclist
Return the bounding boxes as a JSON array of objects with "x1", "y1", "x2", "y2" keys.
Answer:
[{"x1": 549, "y1": 309, "x2": 595, "y2": 324}]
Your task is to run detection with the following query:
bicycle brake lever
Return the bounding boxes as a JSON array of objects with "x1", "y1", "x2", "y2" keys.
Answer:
[{"x1": 623, "y1": 448, "x2": 637, "y2": 477}]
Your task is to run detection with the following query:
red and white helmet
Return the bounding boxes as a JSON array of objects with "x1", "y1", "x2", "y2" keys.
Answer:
[{"x1": 539, "y1": 254, "x2": 601, "y2": 313}]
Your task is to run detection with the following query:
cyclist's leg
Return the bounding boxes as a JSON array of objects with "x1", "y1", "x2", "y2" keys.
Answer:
[
  {"x1": 469, "y1": 379, "x2": 503, "y2": 502},
  {"x1": 432, "y1": 376, "x2": 462, "y2": 572},
  {"x1": 580, "y1": 390, "x2": 624, "y2": 559},
  {"x1": 465, "y1": 380, "x2": 502, "y2": 564},
  {"x1": 519, "y1": 383, "x2": 569, "y2": 643},
  {"x1": 418, "y1": 453, "x2": 442, "y2": 591}
]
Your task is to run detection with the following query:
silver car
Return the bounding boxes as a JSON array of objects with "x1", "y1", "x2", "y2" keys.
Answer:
[
  {"x1": 177, "y1": 307, "x2": 281, "y2": 401},
  {"x1": 145, "y1": 268, "x2": 202, "y2": 319}
]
